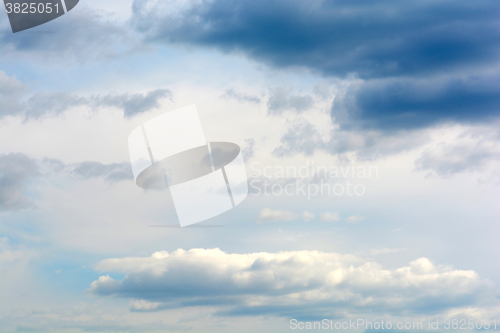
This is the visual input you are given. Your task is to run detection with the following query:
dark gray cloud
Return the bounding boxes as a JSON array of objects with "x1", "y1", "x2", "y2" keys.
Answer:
[
  {"x1": 71, "y1": 161, "x2": 133, "y2": 183},
  {"x1": 332, "y1": 74, "x2": 500, "y2": 130},
  {"x1": 267, "y1": 87, "x2": 313, "y2": 114},
  {"x1": 131, "y1": 0, "x2": 500, "y2": 128},
  {"x1": 220, "y1": 89, "x2": 260, "y2": 104},
  {"x1": 91, "y1": 249, "x2": 497, "y2": 320},
  {"x1": 0, "y1": 71, "x2": 171, "y2": 119},
  {"x1": 0, "y1": 153, "x2": 40, "y2": 211},
  {"x1": 132, "y1": 0, "x2": 499, "y2": 79}
]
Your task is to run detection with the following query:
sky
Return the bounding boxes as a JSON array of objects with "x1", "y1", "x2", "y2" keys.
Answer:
[{"x1": 0, "y1": 0, "x2": 499, "y2": 332}]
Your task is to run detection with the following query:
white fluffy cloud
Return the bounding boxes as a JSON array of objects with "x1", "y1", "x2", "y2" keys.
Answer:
[
  {"x1": 347, "y1": 214, "x2": 366, "y2": 223},
  {"x1": 257, "y1": 209, "x2": 318, "y2": 222},
  {"x1": 257, "y1": 208, "x2": 298, "y2": 222},
  {"x1": 90, "y1": 248, "x2": 498, "y2": 319},
  {"x1": 320, "y1": 212, "x2": 340, "y2": 222},
  {"x1": 302, "y1": 211, "x2": 316, "y2": 222}
]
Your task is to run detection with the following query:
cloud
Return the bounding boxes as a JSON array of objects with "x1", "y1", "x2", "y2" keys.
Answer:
[
  {"x1": 347, "y1": 214, "x2": 365, "y2": 223},
  {"x1": 94, "y1": 89, "x2": 173, "y2": 118},
  {"x1": 131, "y1": 0, "x2": 499, "y2": 79},
  {"x1": 257, "y1": 208, "x2": 297, "y2": 222},
  {"x1": 0, "y1": 70, "x2": 26, "y2": 118},
  {"x1": 0, "y1": 237, "x2": 27, "y2": 263},
  {"x1": 320, "y1": 212, "x2": 340, "y2": 222},
  {"x1": 131, "y1": 0, "x2": 500, "y2": 128},
  {"x1": 71, "y1": 161, "x2": 134, "y2": 183},
  {"x1": 257, "y1": 209, "x2": 316, "y2": 222},
  {"x1": 0, "y1": 153, "x2": 40, "y2": 211},
  {"x1": 23, "y1": 92, "x2": 88, "y2": 119},
  {"x1": 332, "y1": 74, "x2": 500, "y2": 130},
  {"x1": 272, "y1": 118, "x2": 432, "y2": 158},
  {"x1": 90, "y1": 249, "x2": 498, "y2": 320},
  {"x1": 302, "y1": 211, "x2": 316, "y2": 222},
  {"x1": 415, "y1": 128, "x2": 500, "y2": 176},
  {"x1": 272, "y1": 120, "x2": 326, "y2": 157},
  {"x1": 0, "y1": 71, "x2": 172, "y2": 119},
  {"x1": 241, "y1": 138, "x2": 255, "y2": 160},
  {"x1": 267, "y1": 87, "x2": 313, "y2": 114},
  {"x1": 0, "y1": 6, "x2": 141, "y2": 63},
  {"x1": 370, "y1": 248, "x2": 407, "y2": 256},
  {"x1": 220, "y1": 89, "x2": 260, "y2": 104},
  {"x1": 0, "y1": 154, "x2": 135, "y2": 211}
]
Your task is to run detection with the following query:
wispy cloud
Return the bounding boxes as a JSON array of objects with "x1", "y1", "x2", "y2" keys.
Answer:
[
  {"x1": 267, "y1": 87, "x2": 313, "y2": 114},
  {"x1": 220, "y1": 88, "x2": 261, "y2": 104},
  {"x1": 0, "y1": 71, "x2": 172, "y2": 120}
]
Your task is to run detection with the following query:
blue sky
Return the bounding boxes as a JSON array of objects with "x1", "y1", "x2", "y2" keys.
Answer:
[{"x1": 0, "y1": 1, "x2": 499, "y2": 332}]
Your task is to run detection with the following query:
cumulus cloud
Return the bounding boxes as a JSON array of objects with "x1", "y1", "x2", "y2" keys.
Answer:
[
  {"x1": 320, "y1": 212, "x2": 340, "y2": 222},
  {"x1": 90, "y1": 249, "x2": 498, "y2": 320},
  {"x1": 0, "y1": 153, "x2": 40, "y2": 211}
]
